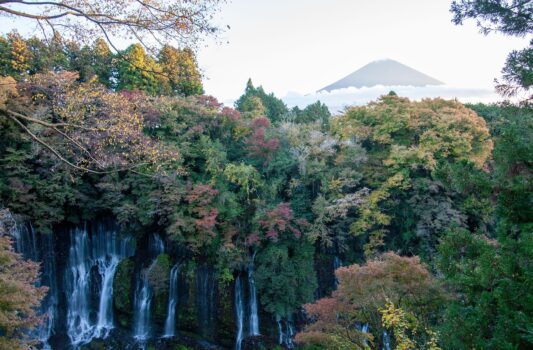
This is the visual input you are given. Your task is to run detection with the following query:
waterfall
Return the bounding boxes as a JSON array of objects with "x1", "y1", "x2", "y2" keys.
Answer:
[
  {"x1": 149, "y1": 233, "x2": 165, "y2": 255},
  {"x1": 235, "y1": 276, "x2": 244, "y2": 350},
  {"x1": 356, "y1": 322, "x2": 370, "y2": 347},
  {"x1": 65, "y1": 227, "x2": 92, "y2": 346},
  {"x1": 382, "y1": 329, "x2": 392, "y2": 350},
  {"x1": 163, "y1": 264, "x2": 180, "y2": 337},
  {"x1": 333, "y1": 256, "x2": 342, "y2": 270},
  {"x1": 133, "y1": 234, "x2": 164, "y2": 341},
  {"x1": 276, "y1": 316, "x2": 295, "y2": 348},
  {"x1": 333, "y1": 255, "x2": 342, "y2": 288},
  {"x1": 133, "y1": 272, "x2": 153, "y2": 340},
  {"x1": 95, "y1": 256, "x2": 120, "y2": 337},
  {"x1": 12, "y1": 223, "x2": 58, "y2": 350},
  {"x1": 277, "y1": 317, "x2": 283, "y2": 345},
  {"x1": 196, "y1": 264, "x2": 216, "y2": 338},
  {"x1": 248, "y1": 265, "x2": 260, "y2": 336},
  {"x1": 65, "y1": 224, "x2": 135, "y2": 347}
]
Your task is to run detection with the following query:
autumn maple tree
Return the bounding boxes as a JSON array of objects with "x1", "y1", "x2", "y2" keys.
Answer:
[
  {"x1": 296, "y1": 253, "x2": 446, "y2": 350},
  {"x1": 0, "y1": 209, "x2": 47, "y2": 350}
]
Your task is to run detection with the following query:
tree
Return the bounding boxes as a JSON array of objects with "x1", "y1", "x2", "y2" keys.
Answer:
[
  {"x1": 255, "y1": 239, "x2": 317, "y2": 320},
  {"x1": 116, "y1": 44, "x2": 166, "y2": 95},
  {"x1": 0, "y1": 71, "x2": 180, "y2": 174},
  {"x1": 0, "y1": 32, "x2": 31, "y2": 77},
  {"x1": 244, "y1": 116, "x2": 279, "y2": 163},
  {"x1": 235, "y1": 79, "x2": 288, "y2": 123},
  {"x1": 292, "y1": 101, "x2": 331, "y2": 129},
  {"x1": 451, "y1": 0, "x2": 532, "y2": 35},
  {"x1": 0, "y1": 0, "x2": 222, "y2": 174},
  {"x1": 450, "y1": 0, "x2": 533, "y2": 100},
  {"x1": 159, "y1": 45, "x2": 204, "y2": 96},
  {"x1": 436, "y1": 104, "x2": 533, "y2": 349},
  {"x1": 67, "y1": 38, "x2": 113, "y2": 86},
  {"x1": 0, "y1": 0, "x2": 224, "y2": 52},
  {"x1": 333, "y1": 95, "x2": 493, "y2": 257},
  {"x1": 295, "y1": 253, "x2": 446, "y2": 350},
  {"x1": 0, "y1": 209, "x2": 47, "y2": 350},
  {"x1": 380, "y1": 301, "x2": 442, "y2": 350}
]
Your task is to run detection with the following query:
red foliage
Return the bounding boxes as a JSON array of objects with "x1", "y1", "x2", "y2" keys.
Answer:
[
  {"x1": 245, "y1": 117, "x2": 279, "y2": 161},
  {"x1": 251, "y1": 116, "x2": 270, "y2": 128},
  {"x1": 186, "y1": 184, "x2": 219, "y2": 206},
  {"x1": 186, "y1": 184, "x2": 219, "y2": 235},
  {"x1": 295, "y1": 252, "x2": 446, "y2": 348},
  {"x1": 196, "y1": 95, "x2": 222, "y2": 109},
  {"x1": 220, "y1": 106, "x2": 241, "y2": 121},
  {"x1": 246, "y1": 233, "x2": 261, "y2": 246},
  {"x1": 195, "y1": 208, "x2": 218, "y2": 236},
  {"x1": 257, "y1": 202, "x2": 303, "y2": 241}
]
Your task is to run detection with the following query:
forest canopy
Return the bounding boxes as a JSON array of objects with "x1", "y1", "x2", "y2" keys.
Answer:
[{"x1": 0, "y1": 1, "x2": 532, "y2": 350}]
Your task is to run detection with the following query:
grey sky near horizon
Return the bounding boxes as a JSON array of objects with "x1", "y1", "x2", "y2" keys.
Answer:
[{"x1": 1, "y1": 0, "x2": 530, "y2": 104}]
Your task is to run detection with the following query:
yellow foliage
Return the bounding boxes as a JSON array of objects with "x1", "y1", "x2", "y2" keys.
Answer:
[
  {"x1": 335, "y1": 95, "x2": 493, "y2": 257},
  {"x1": 380, "y1": 300, "x2": 442, "y2": 350}
]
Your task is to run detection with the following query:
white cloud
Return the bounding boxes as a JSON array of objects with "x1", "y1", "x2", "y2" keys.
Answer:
[{"x1": 280, "y1": 85, "x2": 499, "y2": 113}]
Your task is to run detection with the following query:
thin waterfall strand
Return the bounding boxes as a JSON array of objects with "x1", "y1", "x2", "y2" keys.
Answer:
[
  {"x1": 12, "y1": 223, "x2": 57, "y2": 349},
  {"x1": 235, "y1": 276, "x2": 244, "y2": 350},
  {"x1": 248, "y1": 266, "x2": 260, "y2": 336},
  {"x1": 163, "y1": 264, "x2": 180, "y2": 337},
  {"x1": 133, "y1": 234, "x2": 164, "y2": 341}
]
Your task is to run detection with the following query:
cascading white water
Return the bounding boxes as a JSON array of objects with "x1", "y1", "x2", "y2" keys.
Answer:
[
  {"x1": 95, "y1": 256, "x2": 120, "y2": 337},
  {"x1": 163, "y1": 264, "x2": 180, "y2": 337},
  {"x1": 133, "y1": 234, "x2": 164, "y2": 341},
  {"x1": 11, "y1": 223, "x2": 57, "y2": 350},
  {"x1": 382, "y1": 329, "x2": 392, "y2": 350},
  {"x1": 333, "y1": 255, "x2": 342, "y2": 288},
  {"x1": 357, "y1": 322, "x2": 370, "y2": 347},
  {"x1": 235, "y1": 276, "x2": 245, "y2": 350},
  {"x1": 286, "y1": 321, "x2": 295, "y2": 349},
  {"x1": 65, "y1": 227, "x2": 93, "y2": 347},
  {"x1": 65, "y1": 224, "x2": 135, "y2": 347},
  {"x1": 248, "y1": 265, "x2": 260, "y2": 336},
  {"x1": 276, "y1": 316, "x2": 284, "y2": 345},
  {"x1": 134, "y1": 274, "x2": 153, "y2": 340},
  {"x1": 276, "y1": 315, "x2": 295, "y2": 348}
]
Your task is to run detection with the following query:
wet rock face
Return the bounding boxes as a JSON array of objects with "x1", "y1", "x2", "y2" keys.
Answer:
[
  {"x1": 113, "y1": 258, "x2": 135, "y2": 328},
  {"x1": 241, "y1": 335, "x2": 278, "y2": 350},
  {"x1": 147, "y1": 253, "x2": 171, "y2": 323}
]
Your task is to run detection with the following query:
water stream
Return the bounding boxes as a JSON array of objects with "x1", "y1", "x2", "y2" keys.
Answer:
[
  {"x1": 248, "y1": 265, "x2": 260, "y2": 336},
  {"x1": 163, "y1": 264, "x2": 180, "y2": 337},
  {"x1": 235, "y1": 275, "x2": 245, "y2": 350},
  {"x1": 12, "y1": 223, "x2": 58, "y2": 350},
  {"x1": 65, "y1": 225, "x2": 135, "y2": 347},
  {"x1": 133, "y1": 234, "x2": 165, "y2": 341}
]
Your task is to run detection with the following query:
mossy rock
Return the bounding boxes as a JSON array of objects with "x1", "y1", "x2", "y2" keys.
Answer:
[
  {"x1": 178, "y1": 266, "x2": 198, "y2": 332},
  {"x1": 80, "y1": 339, "x2": 106, "y2": 350},
  {"x1": 113, "y1": 257, "x2": 134, "y2": 327},
  {"x1": 216, "y1": 279, "x2": 235, "y2": 347},
  {"x1": 147, "y1": 253, "x2": 171, "y2": 323}
]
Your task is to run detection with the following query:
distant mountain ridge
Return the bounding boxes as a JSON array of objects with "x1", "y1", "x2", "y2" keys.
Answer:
[{"x1": 319, "y1": 59, "x2": 443, "y2": 92}]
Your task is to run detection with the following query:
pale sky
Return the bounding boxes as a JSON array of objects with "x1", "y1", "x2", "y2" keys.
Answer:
[
  {"x1": 1, "y1": 0, "x2": 530, "y2": 106},
  {"x1": 198, "y1": 0, "x2": 531, "y2": 102}
]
